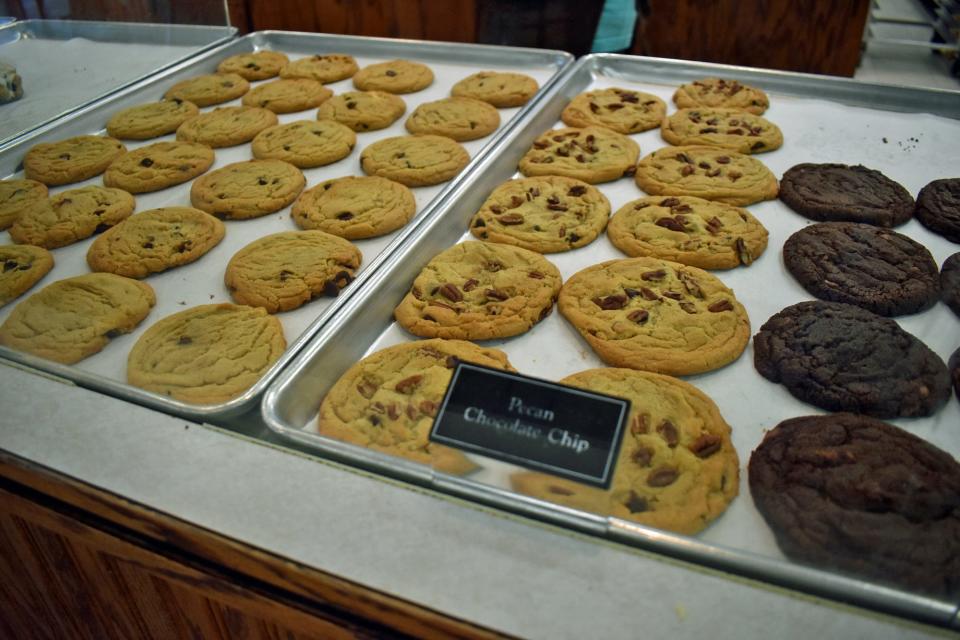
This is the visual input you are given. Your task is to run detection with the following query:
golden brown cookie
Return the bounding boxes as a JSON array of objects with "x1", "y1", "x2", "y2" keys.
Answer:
[
  {"x1": 106, "y1": 99, "x2": 200, "y2": 141},
  {"x1": 126, "y1": 303, "x2": 285, "y2": 405},
  {"x1": 292, "y1": 176, "x2": 416, "y2": 239},
  {"x1": 163, "y1": 73, "x2": 249, "y2": 107},
  {"x1": 405, "y1": 97, "x2": 500, "y2": 142},
  {"x1": 316, "y1": 90, "x2": 407, "y2": 132},
  {"x1": 175, "y1": 106, "x2": 278, "y2": 148},
  {"x1": 0, "y1": 244, "x2": 53, "y2": 307},
  {"x1": 23, "y1": 135, "x2": 126, "y2": 186},
  {"x1": 634, "y1": 145, "x2": 778, "y2": 206},
  {"x1": 469, "y1": 175, "x2": 610, "y2": 253},
  {"x1": 224, "y1": 230, "x2": 362, "y2": 313},
  {"x1": 0, "y1": 273, "x2": 155, "y2": 364},
  {"x1": 87, "y1": 207, "x2": 225, "y2": 279},
  {"x1": 511, "y1": 367, "x2": 739, "y2": 535},
  {"x1": 673, "y1": 78, "x2": 769, "y2": 115},
  {"x1": 561, "y1": 88, "x2": 666, "y2": 134},
  {"x1": 9, "y1": 186, "x2": 135, "y2": 249},
  {"x1": 317, "y1": 338, "x2": 516, "y2": 474},
  {"x1": 0, "y1": 179, "x2": 47, "y2": 230},
  {"x1": 280, "y1": 54, "x2": 359, "y2": 83},
  {"x1": 394, "y1": 241, "x2": 563, "y2": 340},
  {"x1": 559, "y1": 257, "x2": 750, "y2": 375},
  {"x1": 661, "y1": 108, "x2": 783, "y2": 154},
  {"x1": 190, "y1": 159, "x2": 306, "y2": 220},
  {"x1": 251, "y1": 120, "x2": 356, "y2": 168},
  {"x1": 103, "y1": 141, "x2": 215, "y2": 194},
  {"x1": 518, "y1": 126, "x2": 639, "y2": 184},
  {"x1": 360, "y1": 135, "x2": 470, "y2": 187},
  {"x1": 353, "y1": 59, "x2": 434, "y2": 94},
  {"x1": 451, "y1": 71, "x2": 539, "y2": 108},
  {"x1": 241, "y1": 78, "x2": 332, "y2": 114},
  {"x1": 607, "y1": 195, "x2": 769, "y2": 269},
  {"x1": 217, "y1": 51, "x2": 290, "y2": 81}
]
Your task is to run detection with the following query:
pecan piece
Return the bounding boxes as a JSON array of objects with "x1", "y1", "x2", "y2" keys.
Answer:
[
  {"x1": 661, "y1": 290, "x2": 683, "y2": 300},
  {"x1": 547, "y1": 203, "x2": 568, "y2": 212},
  {"x1": 728, "y1": 171, "x2": 742, "y2": 182},
  {"x1": 680, "y1": 165, "x2": 695, "y2": 176},
  {"x1": 708, "y1": 299, "x2": 734, "y2": 312},
  {"x1": 630, "y1": 413, "x2": 649, "y2": 435},
  {"x1": 568, "y1": 185, "x2": 587, "y2": 196},
  {"x1": 439, "y1": 283, "x2": 463, "y2": 302},
  {"x1": 508, "y1": 195, "x2": 524, "y2": 209},
  {"x1": 660, "y1": 197, "x2": 681, "y2": 207},
  {"x1": 498, "y1": 214, "x2": 524, "y2": 225},
  {"x1": 592, "y1": 294, "x2": 627, "y2": 310},
  {"x1": 735, "y1": 237, "x2": 753, "y2": 265},
  {"x1": 657, "y1": 419, "x2": 679, "y2": 447},
  {"x1": 395, "y1": 375, "x2": 423, "y2": 394},
  {"x1": 631, "y1": 446, "x2": 654, "y2": 467},
  {"x1": 485, "y1": 288, "x2": 509, "y2": 301},
  {"x1": 679, "y1": 302, "x2": 698, "y2": 314},
  {"x1": 528, "y1": 270, "x2": 544, "y2": 279},
  {"x1": 627, "y1": 309, "x2": 649, "y2": 324},
  {"x1": 489, "y1": 204, "x2": 503, "y2": 214},
  {"x1": 641, "y1": 269, "x2": 667, "y2": 281},
  {"x1": 419, "y1": 400, "x2": 437, "y2": 417},
  {"x1": 675, "y1": 152, "x2": 693, "y2": 164},
  {"x1": 647, "y1": 466, "x2": 679, "y2": 487},
  {"x1": 690, "y1": 434, "x2": 722, "y2": 458},
  {"x1": 640, "y1": 287, "x2": 659, "y2": 301},
  {"x1": 655, "y1": 217, "x2": 685, "y2": 232},
  {"x1": 427, "y1": 300, "x2": 457, "y2": 312},
  {"x1": 463, "y1": 278, "x2": 479, "y2": 292}
]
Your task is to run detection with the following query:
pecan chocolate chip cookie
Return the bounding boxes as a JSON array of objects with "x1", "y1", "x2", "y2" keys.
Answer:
[
  {"x1": 190, "y1": 159, "x2": 306, "y2": 220},
  {"x1": 512, "y1": 368, "x2": 739, "y2": 535},
  {"x1": 103, "y1": 141, "x2": 215, "y2": 194},
  {"x1": 316, "y1": 90, "x2": 407, "y2": 132},
  {"x1": 0, "y1": 179, "x2": 47, "y2": 230},
  {"x1": 942, "y1": 252, "x2": 960, "y2": 318},
  {"x1": 280, "y1": 54, "x2": 358, "y2": 83},
  {"x1": 915, "y1": 177, "x2": 960, "y2": 243},
  {"x1": 661, "y1": 108, "x2": 783, "y2": 154},
  {"x1": 749, "y1": 413, "x2": 960, "y2": 598},
  {"x1": 217, "y1": 51, "x2": 290, "y2": 81},
  {"x1": 469, "y1": 175, "x2": 611, "y2": 253},
  {"x1": 317, "y1": 339, "x2": 516, "y2": 474},
  {"x1": 360, "y1": 135, "x2": 470, "y2": 187},
  {"x1": 634, "y1": 145, "x2": 778, "y2": 206},
  {"x1": 353, "y1": 59, "x2": 434, "y2": 94},
  {"x1": 405, "y1": 97, "x2": 500, "y2": 142},
  {"x1": 242, "y1": 78, "x2": 333, "y2": 114},
  {"x1": 394, "y1": 241, "x2": 562, "y2": 340},
  {"x1": 175, "y1": 105, "x2": 278, "y2": 148},
  {"x1": 0, "y1": 245, "x2": 53, "y2": 308},
  {"x1": 163, "y1": 73, "x2": 249, "y2": 107},
  {"x1": 292, "y1": 176, "x2": 416, "y2": 240},
  {"x1": 106, "y1": 99, "x2": 200, "y2": 141},
  {"x1": 518, "y1": 126, "x2": 640, "y2": 184},
  {"x1": 673, "y1": 78, "x2": 769, "y2": 115},
  {"x1": 559, "y1": 257, "x2": 750, "y2": 376},
  {"x1": 451, "y1": 71, "x2": 538, "y2": 108},
  {"x1": 10, "y1": 186, "x2": 135, "y2": 249},
  {"x1": 251, "y1": 120, "x2": 356, "y2": 169},
  {"x1": 224, "y1": 230, "x2": 362, "y2": 313},
  {"x1": 561, "y1": 87, "x2": 666, "y2": 134},
  {"x1": 24, "y1": 135, "x2": 126, "y2": 186},
  {"x1": 753, "y1": 300, "x2": 951, "y2": 418}
]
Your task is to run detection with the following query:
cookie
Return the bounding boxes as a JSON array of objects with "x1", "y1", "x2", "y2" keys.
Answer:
[
  {"x1": 779, "y1": 163, "x2": 914, "y2": 227},
  {"x1": 23, "y1": 135, "x2": 126, "y2": 186},
  {"x1": 280, "y1": 54, "x2": 358, "y2": 83},
  {"x1": 469, "y1": 176, "x2": 611, "y2": 253},
  {"x1": 251, "y1": 120, "x2": 356, "y2": 169},
  {"x1": 360, "y1": 135, "x2": 470, "y2": 187},
  {"x1": 561, "y1": 88, "x2": 666, "y2": 134},
  {"x1": 749, "y1": 413, "x2": 960, "y2": 598},
  {"x1": 950, "y1": 347, "x2": 960, "y2": 402},
  {"x1": 0, "y1": 62, "x2": 23, "y2": 104},
  {"x1": 291, "y1": 176, "x2": 415, "y2": 239},
  {"x1": 190, "y1": 159, "x2": 305, "y2": 220},
  {"x1": 316, "y1": 90, "x2": 407, "y2": 132},
  {"x1": 942, "y1": 252, "x2": 960, "y2": 317},
  {"x1": 126, "y1": 303, "x2": 285, "y2": 405},
  {"x1": 224, "y1": 230, "x2": 362, "y2": 313},
  {"x1": 9, "y1": 186, "x2": 135, "y2": 249},
  {"x1": 106, "y1": 99, "x2": 200, "y2": 141},
  {"x1": 511, "y1": 368, "x2": 739, "y2": 535},
  {"x1": 87, "y1": 207, "x2": 225, "y2": 279},
  {"x1": 915, "y1": 178, "x2": 960, "y2": 243},
  {"x1": 0, "y1": 179, "x2": 47, "y2": 230},
  {"x1": 241, "y1": 78, "x2": 332, "y2": 114},
  {"x1": 217, "y1": 51, "x2": 289, "y2": 81},
  {"x1": 559, "y1": 257, "x2": 750, "y2": 376},
  {"x1": 518, "y1": 126, "x2": 639, "y2": 184},
  {"x1": 607, "y1": 195, "x2": 768, "y2": 269},
  {"x1": 673, "y1": 78, "x2": 769, "y2": 115},
  {"x1": 0, "y1": 273, "x2": 155, "y2": 364},
  {"x1": 753, "y1": 300, "x2": 951, "y2": 418},
  {"x1": 317, "y1": 338, "x2": 516, "y2": 474},
  {"x1": 784, "y1": 222, "x2": 940, "y2": 316},
  {"x1": 451, "y1": 71, "x2": 538, "y2": 108},
  {"x1": 405, "y1": 97, "x2": 500, "y2": 142},
  {"x1": 661, "y1": 108, "x2": 783, "y2": 154},
  {"x1": 0, "y1": 245, "x2": 53, "y2": 307},
  {"x1": 103, "y1": 141, "x2": 214, "y2": 194},
  {"x1": 634, "y1": 145, "x2": 778, "y2": 206},
  {"x1": 175, "y1": 106, "x2": 278, "y2": 148},
  {"x1": 163, "y1": 73, "x2": 249, "y2": 107},
  {"x1": 394, "y1": 241, "x2": 562, "y2": 340},
  {"x1": 353, "y1": 60, "x2": 434, "y2": 94}
]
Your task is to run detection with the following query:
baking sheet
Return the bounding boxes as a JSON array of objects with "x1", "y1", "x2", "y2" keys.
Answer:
[
  {"x1": 0, "y1": 31, "x2": 572, "y2": 420},
  {"x1": 0, "y1": 20, "x2": 236, "y2": 148},
  {"x1": 264, "y1": 54, "x2": 960, "y2": 626}
]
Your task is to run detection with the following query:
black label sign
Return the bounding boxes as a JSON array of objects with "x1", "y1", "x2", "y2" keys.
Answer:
[{"x1": 430, "y1": 363, "x2": 630, "y2": 488}]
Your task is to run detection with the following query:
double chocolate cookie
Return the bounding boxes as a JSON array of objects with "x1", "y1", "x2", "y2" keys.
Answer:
[
  {"x1": 942, "y1": 252, "x2": 960, "y2": 317},
  {"x1": 916, "y1": 178, "x2": 960, "y2": 243}
]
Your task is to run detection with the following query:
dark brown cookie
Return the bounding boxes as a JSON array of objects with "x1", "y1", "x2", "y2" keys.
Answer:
[
  {"x1": 749, "y1": 413, "x2": 960, "y2": 599},
  {"x1": 915, "y1": 178, "x2": 960, "y2": 243},
  {"x1": 753, "y1": 300, "x2": 951, "y2": 418},
  {"x1": 942, "y1": 252, "x2": 960, "y2": 317},
  {"x1": 779, "y1": 163, "x2": 914, "y2": 227},
  {"x1": 783, "y1": 222, "x2": 940, "y2": 316},
  {"x1": 950, "y1": 347, "x2": 960, "y2": 403}
]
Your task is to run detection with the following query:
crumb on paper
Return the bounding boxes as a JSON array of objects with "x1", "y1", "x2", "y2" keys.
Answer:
[
  {"x1": 675, "y1": 604, "x2": 687, "y2": 621},
  {"x1": 882, "y1": 137, "x2": 888, "y2": 143},
  {"x1": 209, "y1": 294, "x2": 214, "y2": 299},
  {"x1": 184, "y1": 424, "x2": 189, "y2": 430},
  {"x1": 178, "y1": 300, "x2": 186, "y2": 305}
]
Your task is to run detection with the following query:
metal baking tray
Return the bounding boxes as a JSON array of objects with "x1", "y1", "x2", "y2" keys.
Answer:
[
  {"x1": 0, "y1": 31, "x2": 572, "y2": 422},
  {"x1": 263, "y1": 53, "x2": 960, "y2": 628},
  {"x1": 0, "y1": 19, "x2": 237, "y2": 148}
]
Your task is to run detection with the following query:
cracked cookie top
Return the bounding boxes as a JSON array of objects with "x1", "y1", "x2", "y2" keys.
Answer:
[
  {"x1": 519, "y1": 126, "x2": 640, "y2": 184},
  {"x1": 672, "y1": 77, "x2": 769, "y2": 115},
  {"x1": 562, "y1": 87, "x2": 666, "y2": 134}
]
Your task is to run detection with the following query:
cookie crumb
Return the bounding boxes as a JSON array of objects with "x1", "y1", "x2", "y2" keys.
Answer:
[
  {"x1": 674, "y1": 604, "x2": 687, "y2": 621},
  {"x1": 882, "y1": 137, "x2": 888, "y2": 143}
]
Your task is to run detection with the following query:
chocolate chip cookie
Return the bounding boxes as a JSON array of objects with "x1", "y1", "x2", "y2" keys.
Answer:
[
  {"x1": 353, "y1": 59, "x2": 434, "y2": 94},
  {"x1": 405, "y1": 97, "x2": 500, "y2": 142},
  {"x1": 518, "y1": 126, "x2": 640, "y2": 184},
  {"x1": 749, "y1": 413, "x2": 960, "y2": 598},
  {"x1": 673, "y1": 78, "x2": 769, "y2": 115},
  {"x1": 242, "y1": 78, "x2": 332, "y2": 114},
  {"x1": 175, "y1": 105, "x2": 278, "y2": 148},
  {"x1": 317, "y1": 338, "x2": 516, "y2": 474},
  {"x1": 784, "y1": 222, "x2": 940, "y2": 316},
  {"x1": 280, "y1": 54, "x2": 358, "y2": 83},
  {"x1": 451, "y1": 71, "x2": 538, "y2": 108},
  {"x1": 915, "y1": 177, "x2": 960, "y2": 243},
  {"x1": 251, "y1": 120, "x2": 356, "y2": 168},
  {"x1": 24, "y1": 135, "x2": 126, "y2": 186},
  {"x1": 942, "y1": 252, "x2": 960, "y2": 317},
  {"x1": 561, "y1": 87, "x2": 666, "y2": 134},
  {"x1": 9, "y1": 186, "x2": 135, "y2": 249},
  {"x1": 511, "y1": 367, "x2": 739, "y2": 535},
  {"x1": 779, "y1": 163, "x2": 914, "y2": 227},
  {"x1": 753, "y1": 300, "x2": 951, "y2": 418},
  {"x1": 394, "y1": 241, "x2": 562, "y2": 340},
  {"x1": 316, "y1": 90, "x2": 407, "y2": 132},
  {"x1": 469, "y1": 175, "x2": 611, "y2": 253},
  {"x1": 661, "y1": 108, "x2": 783, "y2": 154},
  {"x1": 106, "y1": 99, "x2": 200, "y2": 141},
  {"x1": 190, "y1": 159, "x2": 305, "y2": 220},
  {"x1": 0, "y1": 244, "x2": 53, "y2": 307},
  {"x1": 217, "y1": 51, "x2": 290, "y2": 81},
  {"x1": 103, "y1": 141, "x2": 215, "y2": 194},
  {"x1": 291, "y1": 176, "x2": 416, "y2": 240},
  {"x1": 360, "y1": 135, "x2": 470, "y2": 187},
  {"x1": 163, "y1": 73, "x2": 249, "y2": 107},
  {"x1": 0, "y1": 179, "x2": 47, "y2": 230}
]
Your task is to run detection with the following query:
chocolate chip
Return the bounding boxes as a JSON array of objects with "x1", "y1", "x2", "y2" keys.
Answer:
[
  {"x1": 657, "y1": 419, "x2": 679, "y2": 447},
  {"x1": 640, "y1": 287, "x2": 660, "y2": 301},
  {"x1": 439, "y1": 283, "x2": 463, "y2": 302},
  {"x1": 498, "y1": 214, "x2": 524, "y2": 225},
  {"x1": 592, "y1": 294, "x2": 627, "y2": 310},
  {"x1": 567, "y1": 185, "x2": 587, "y2": 196},
  {"x1": 485, "y1": 288, "x2": 508, "y2": 301},
  {"x1": 708, "y1": 299, "x2": 734, "y2": 312},
  {"x1": 628, "y1": 309, "x2": 649, "y2": 324},
  {"x1": 278, "y1": 269, "x2": 293, "y2": 282},
  {"x1": 3, "y1": 260, "x2": 18, "y2": 272},
  {"x1": 177, "y1": 335, "x2": 193, "y2": 345},
  {"x1": 716, "y1": 156, "x2": 730, "y2": 164},
  {"x1": 395, "y1": 375, "x2": 423, "y2": 394},
  {"x1": 528, "y1": 271, "x2": 544, "y2": 279},
  {"x1": 641, "y1": 269, "x2": 667, "y2": 281},
  {"x1": 647, "y1": 466, "x2": 679, "y2": 487},
  {"x1": 139, "y1": 158, "x2": 154, "y2": 167},
  {"x1": 625, "y1": 492, "x2": 648, "y2": 513},
  {"x1": 690, "y1": 434, "x2": 722, "y2": 458},
  {"x1": 655, "y1": 217, "x2": 685, "y2": 232},
  {"x1": 385, "y1": 70, "x2": 397, "y2": 76},
  {"x1": 681, "y1": 165, "x2": 695, "y2": 176}
]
